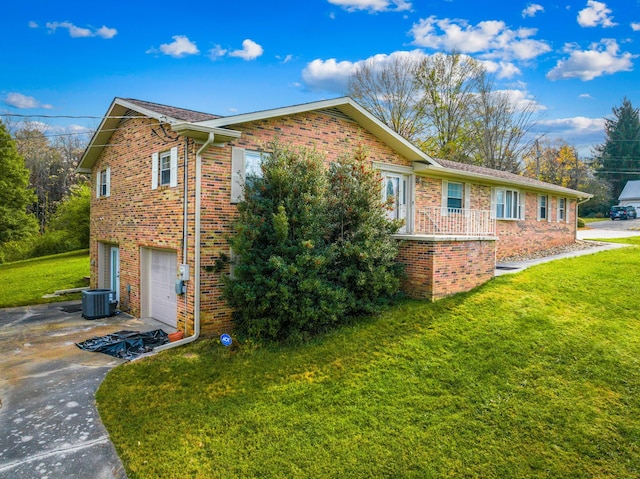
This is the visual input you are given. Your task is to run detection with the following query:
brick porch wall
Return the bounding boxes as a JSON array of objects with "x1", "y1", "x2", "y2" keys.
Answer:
[{"x1": 396, "y1": 236, "x2": 496, "y2": 301}]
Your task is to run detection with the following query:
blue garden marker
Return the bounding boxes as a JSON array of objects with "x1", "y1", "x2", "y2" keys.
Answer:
[{"x1": 220, "y1": 333, "x2": 233, "y2": 347}]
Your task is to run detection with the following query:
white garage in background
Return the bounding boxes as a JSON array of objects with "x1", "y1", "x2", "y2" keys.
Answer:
[
  {"x1": 619, "y1": 180, "x2": 640, "y2": 213},
  {"x1": 141, "y1": 248, "x2": 177, "y2": 328}
]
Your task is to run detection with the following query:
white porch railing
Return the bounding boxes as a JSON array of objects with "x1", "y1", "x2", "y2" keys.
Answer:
[{"x1": 416, "y1": 207, "x2": 496, "y2": 236}]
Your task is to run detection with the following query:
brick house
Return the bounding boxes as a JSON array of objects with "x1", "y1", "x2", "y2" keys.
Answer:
[{"x1": 77, "y1": 97, "x2": 591, "y2": 340}]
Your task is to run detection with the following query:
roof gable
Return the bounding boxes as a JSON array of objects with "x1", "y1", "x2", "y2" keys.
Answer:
[
  {"x1": 192, "y1": 97, "x2": 439, "y2": 166},
  {"x1": 77, "y1": 98, "x2": 225, "y2": 171},
  {"x1": 619, "y1": 180, "x2": 640, "y2": 200}
]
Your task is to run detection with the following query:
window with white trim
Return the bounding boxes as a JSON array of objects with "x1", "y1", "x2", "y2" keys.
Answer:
[
  {"x1": 558, "y1": 197, "x2": 567, "y2": 222},
  {"x1": 96, "y1": 167, "x2": 110, "y2": 198},
  {"x1": 447, "y1": 182, "x2": 463, "y2": 210},
  {"x1": 159, "y1": 151, "x2": 171, "y2": 186},
  {"x1": 494, "y1": 188, "x2": 523, "y2": 220},
  {"x1": 231, "y1": 147, "x2": 267, "y2": 203},
  {"x1": 152, "y1": 147, "x2": 178, "y2": 190},
  {"x1": 538, "y1": 195, "x2": 548, "y2": 221}
]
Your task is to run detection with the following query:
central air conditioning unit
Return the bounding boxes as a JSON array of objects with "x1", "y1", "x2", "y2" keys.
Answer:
[{"x1": 82, "y1": 289, "x2": 117, "y2": 320}]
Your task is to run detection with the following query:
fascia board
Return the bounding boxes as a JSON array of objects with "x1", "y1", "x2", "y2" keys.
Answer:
[
  {"x1": 171, "y1": 122, "x2": 241, "y2": 143},
  {"x1": 194, "y1": 96, "x2": 440, "y2": 166}
]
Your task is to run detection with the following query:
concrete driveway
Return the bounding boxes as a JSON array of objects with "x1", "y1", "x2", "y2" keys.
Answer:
[
  {"x1": 0, "y1": 300, "x2": 168, "y2": 479},
  {"x1": 578, "y1": 218, "x2": 640, "y2": 240}
]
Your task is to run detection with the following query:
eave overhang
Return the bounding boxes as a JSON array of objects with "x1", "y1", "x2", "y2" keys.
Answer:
[
  {"x1": 413, "y1": 161, "x2": 593, "y2": 201},
  {"x1": 193, "y1": 97, "x2": 440, "y2": 167}
]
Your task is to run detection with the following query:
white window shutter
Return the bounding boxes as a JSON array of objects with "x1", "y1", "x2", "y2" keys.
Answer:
[
  {"x1": 170, "y1": 147, "x2": 178, "y2": 187},
  {"x1": 152, "y1": 152, "x2": 159, "y2": 190},
  {"x1": 464, "y1": 184, "x2": 471, "y2": 209},
  {"x1": 105, "y1": 167, "x2": 111, "y2": 197},
  {"x1": 520, "y1": 192, "x2": 526, "y2": 220},
  {"x1": 96, "y1": 171, "x2": 101, "y2": 198},
  {"x1": 490, "y1": 188, "x2": 496, "y2": 219},
  {"x1": 231, "y1": 147, "x2": 245, "y2": 203},
  {"x1": 441, "y1": 179, "x2": 448, "y2": 216}
]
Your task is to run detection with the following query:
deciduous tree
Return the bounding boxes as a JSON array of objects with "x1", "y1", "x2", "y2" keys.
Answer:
[{"x1": 0, "y1": 120, "x2": 37, "y2": 244}]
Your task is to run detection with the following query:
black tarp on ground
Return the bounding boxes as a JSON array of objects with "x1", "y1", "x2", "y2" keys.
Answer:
[{"x1": 76, "y1": 330, "x2": 169, "y2": 360}]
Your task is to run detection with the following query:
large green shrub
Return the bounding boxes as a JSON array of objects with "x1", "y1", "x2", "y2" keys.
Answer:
[
  {"x1": 327, "y1": 146, "x2": 404, "y2": 315},
  {"x1": 225, "y1": 142, "x2": 403, "y2": 341}
]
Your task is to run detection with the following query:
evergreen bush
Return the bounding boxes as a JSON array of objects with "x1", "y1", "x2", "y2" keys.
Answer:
[{"x1": 225, "y1": 142, "x2": 403, "y2": 341}]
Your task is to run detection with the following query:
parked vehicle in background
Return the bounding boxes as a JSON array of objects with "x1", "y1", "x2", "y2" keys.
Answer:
[{"x1": 610, "y1": 205, "x2": 637, "y2": 220}]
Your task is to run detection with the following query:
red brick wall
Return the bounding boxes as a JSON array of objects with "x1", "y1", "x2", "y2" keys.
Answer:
[
  {"x1": 90, "y1": 117, "x2": 196, "y2": 333},
  {"x1": 495, "y1": 194, "x2": 576, "y2": 260},
  {"x1": 397, "y1": 238, "x2": 496, "y2": 301},
  {"x1": 89, "y1": 108, "x2": 578, "y2": 335}
]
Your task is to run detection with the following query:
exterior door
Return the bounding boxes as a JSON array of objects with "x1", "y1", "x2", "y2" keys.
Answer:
[
  {"x1": 383, "y1": 173, "x2": 408, "y2": 233},
  {"x1": 110, "y1": 247, "x2": 120, "y2": 302},
  {"x1": 150, "y1": 250, "x2": 177, "y2": 328}
]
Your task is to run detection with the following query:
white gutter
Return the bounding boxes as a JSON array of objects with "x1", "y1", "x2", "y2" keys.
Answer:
[{"x1": 155, "y1": 132, "x2": 214, "y2": 351}]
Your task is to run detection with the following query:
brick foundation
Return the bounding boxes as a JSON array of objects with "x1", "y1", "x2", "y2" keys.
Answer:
[{"x1": 396, "y1": 236, "x2": 497, "y2": 301}]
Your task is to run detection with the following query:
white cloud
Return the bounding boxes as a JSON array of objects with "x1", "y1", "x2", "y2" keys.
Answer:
[
  {"x1": 328, "y1": 0, "x2": 412, "y2": 12},
  {"x1": 495, "y1": 89, "x2": 545, "y2": 112},
  {"x1": 632, "y1": 22, "x2": 640, "y2": 31},
  {"x1": 302, "y1": 58, "x2": 358, "y2": 93},
  {"x1": 157, "y1": 35, "x2": 199, "y2": 58},
  {"x1": 301, "y1": 49, "x2": 526, "y2": 93},
  {"x1": 546, "y1": 39, "x2": 636, "y2": 81},
  {"x1": 577, "y1": 0, "x2": 617, "y2": 28},
  {"x1": 208, "y1": 45, "x2": 228, "y2": 60},
  {"x1": 229, "y1": 39, "x2": 264, "y2": 60},
  {"x1": 409, "y1": 16, "x2": 551, "y2": 62},
  {"x1": 303, "y1": 50, "x2": 428, "y2": 93},
  {"x1": 480, "y1": 60, "x2": 522, "y2": 79},
  {"x1": 95, "y1": 26, "x2": 117, "y2": 39},
  {"x1": 522, "y1": 4, "x2": 544, "y2": 18},
  {"x1": 277, "y1": 54, "x2": 294, "y2": 64},
  {"x1": 579, "y1": 93, "x2": 593, "y2": 99},
  {"x1": 28, "y1": 21, "x2": 38, "y2": 28},
  {"x1": 532, "y1": 116, "x2": 605, "y2": 154},
  {"x1": 4, "y1": 93, "x2": 53, "y2": 109},
  {"x1": 45, "y1": 21, "x2": 118, "y2": 38}
]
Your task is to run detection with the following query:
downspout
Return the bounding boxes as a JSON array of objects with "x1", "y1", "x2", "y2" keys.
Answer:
[
  {"x1": 155, "y1": 132, "x2": 214, "y2": 351},
  {"x1": 575, "y1": 196, "x2": 592, "y2": 239}
]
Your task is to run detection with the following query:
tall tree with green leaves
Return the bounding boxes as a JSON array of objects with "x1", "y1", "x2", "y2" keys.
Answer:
[
  {"x1": 594, "y1": 97, "x2": 640, "y2": 199},
  {"x1": 0, "y1": 120, "x2": 37, "y2": 244},
  {"x1": 522, "y1": 139, "x2": 587, "y2": 189},
  {"x1": 415, "y1": 51, "x2": 483, "y2": 162}
]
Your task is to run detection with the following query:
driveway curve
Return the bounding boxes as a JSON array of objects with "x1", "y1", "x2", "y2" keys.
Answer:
[{"x1": 0, "y1": 300, "x2": 166, "y2": 479}]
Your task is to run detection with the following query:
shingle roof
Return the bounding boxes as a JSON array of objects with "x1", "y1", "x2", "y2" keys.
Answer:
[
  {"x1": 436, "y1": 158, "x2": 586, "y2": 196},
  {"x1": 618, "y1": 180, "x2": 640, "y2": 200},
  {"x1": 122, "y1": 98, "x2": 221, "y2": 122}
]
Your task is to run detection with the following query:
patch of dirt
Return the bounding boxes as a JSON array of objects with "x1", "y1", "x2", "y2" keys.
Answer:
[{"x1": 499, "y1": 240, "x2": 606, "y2": 263}]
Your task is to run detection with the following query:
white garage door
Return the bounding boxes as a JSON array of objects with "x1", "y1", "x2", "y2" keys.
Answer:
[{"x1": 150, "y1": 250, "x2": 177, "y2": 327}]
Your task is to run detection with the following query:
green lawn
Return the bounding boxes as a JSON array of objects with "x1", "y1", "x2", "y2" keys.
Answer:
[
  {"x1": 97, "y1": 245, "x2": 640, "y2": 479},
  {"x1": 0, "y1": 250, "x2": 89, "y2": 308},
  {"x1": 580, "y1": 217, "x2": 610, "y2": 224}
]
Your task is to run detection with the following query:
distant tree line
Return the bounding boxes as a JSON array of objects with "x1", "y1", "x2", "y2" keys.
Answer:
[
  {"x1": 0, "y1": 119, "x2": 90, "y2": 263},
  {"x1": 347, "y1": 51, "x2": 639, "y2": 216}
]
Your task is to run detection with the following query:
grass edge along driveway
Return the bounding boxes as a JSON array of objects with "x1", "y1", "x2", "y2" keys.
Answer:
[
  {"x1": 0, "y1": 250, "x2": 89, "y2": 308},
  {"x1": 98, "y1": 244, "x2": 640, "y2": 479}
]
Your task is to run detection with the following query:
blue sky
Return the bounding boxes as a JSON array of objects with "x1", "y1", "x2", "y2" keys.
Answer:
[{"x1": 2, "y1": 0, "x2": 639, "y2": 157}]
